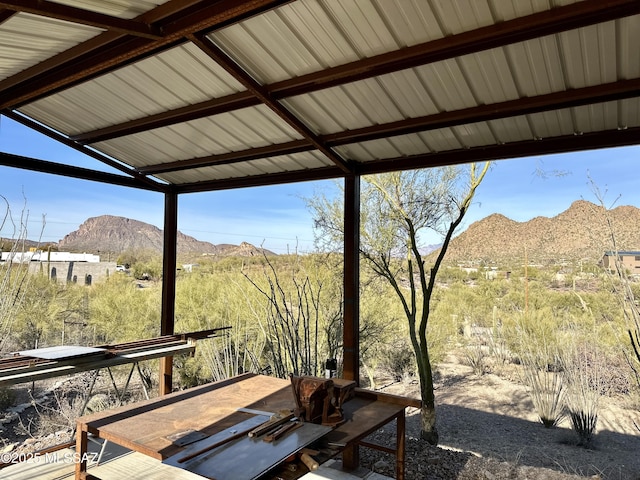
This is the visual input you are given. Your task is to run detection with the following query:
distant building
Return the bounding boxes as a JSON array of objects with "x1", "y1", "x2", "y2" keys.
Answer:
[
  {"x1": 0, "y1": 250, "x2": 115, "y2": 285},
  {"x1": 600, "y1": 251, "x2": 640, "y2": 271},
  {"x1": 1, "y1": 251, "x2": 100, "y2": 263}
]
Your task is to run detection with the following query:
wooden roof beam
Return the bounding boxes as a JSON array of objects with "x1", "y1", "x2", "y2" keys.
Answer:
[
  {"x1": 130, "y1": 78, "x2": 640, "y2": 174},
  {"x1": 173, "y1": 127, "x2": 640, "y2": 192},
  {"x1": 270, "y1": 0, "x2": 640, "y2": 98},
  {"x1": 0, "y1": 0, "x2": 162, "y2": 39},
  {"x1": 69, "y1": 0, "x2": 640, "y2": 145},
  {"x1": 189, "y1": 32, "x2": 353, "y2": 174},
  {"x1": 0, "y1": 0, "x2": 289, "y2": 109},
  {"x1": 0, "y1": 151, "x2": 161, "y2": 191}
]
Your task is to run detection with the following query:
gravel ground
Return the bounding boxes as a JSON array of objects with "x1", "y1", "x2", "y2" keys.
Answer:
[
  {"x1": 358, "y1": 360, "x2": 640, "y2": 480},
  {"x1": 2, "y1": 362, "x2": 639, "y2": 480}
]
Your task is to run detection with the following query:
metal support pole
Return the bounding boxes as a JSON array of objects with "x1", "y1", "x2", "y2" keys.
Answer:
[
  {"x1": 160, "y1": 190, "x2": 178, "y2": 395},
  {"x1": 343, "y1": 175, "x2": 360, "y2": 384}
]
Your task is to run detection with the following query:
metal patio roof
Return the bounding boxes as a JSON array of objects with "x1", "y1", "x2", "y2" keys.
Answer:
[{"x1": 1, "y1": 0, "x2": 640, "y2": 194}]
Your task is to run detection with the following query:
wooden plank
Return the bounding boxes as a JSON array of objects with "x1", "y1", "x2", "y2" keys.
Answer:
[
  {"x1": 79, "y1": 374, "x2": 292, "y2": 460},
  {"x1": 0, "y1": 343, "x2": 196, "y2": 387},
  {"x1": 354, "y1": 388, "x2": 422, "y2": 409},
  {"x1": 325, "y1": 397, "x2": 404, "y2": 445},
  {"x1": 15, "y1": 345, "x2": 106, "y2": 360},
  {"x1": 164, "y1": 421, "x2": 331, "y2": 480}
]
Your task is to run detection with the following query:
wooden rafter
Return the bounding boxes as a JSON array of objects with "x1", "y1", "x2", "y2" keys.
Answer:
[
  {"x1": 118, "y1": 78, "x2": 640, "y2": 175},
  {"x1": 0, "y1": 0, "x2": 162, "y2": 38},
  {"x1": 172, "y1": 127, "x2": 640, "y2": 193},
  {"x1": 187, "y1": 32, "x2": 353, "y2": 174},
  {"x1": 60, "y1": 0, "x2": 640, "y2": 151},
  {"x1": 0, "y1": 0, "x2": 290, "y2": 109},
  {"x1": 2, "y1": 110, "x2": 164, "y2": 189}
]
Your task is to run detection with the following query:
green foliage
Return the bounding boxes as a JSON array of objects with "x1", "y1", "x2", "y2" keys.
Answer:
[
  {"x1": 174, "y1": 355, "x2": 206, "y2": 389},
  {"x1": 562, "y1": 341, "x2": 603, "y2": 447},
  {"x1": 241, "y1": 253, "x2": 340, "y2": 378},
  {"x1": 514, "y1": 315, "x2": 567, "y2": 428},
  {"x1": 0, "y1": 386, "x2": 16, "y2": 410},
  {"x1": 380, "y1": 337, "x2": 416, "y2": 381},
  {"x1": 88, "y1": 275, "x2": 160, "y2": 343}
]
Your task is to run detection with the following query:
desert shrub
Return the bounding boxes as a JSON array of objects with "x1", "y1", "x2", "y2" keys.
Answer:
[
  {"x1": 21, "y1": 380, "x2": 91, "y2": 438},
  {"x1": 174, "y1": 355, "x2": 207, "y2": 389},
  {"x1": 523, "y1": 365, "x2": 566, "y2": 428},
  {"x1": 562, "y1": 340, "x2": 604, "y2": 447},
  {"x1": 512, "y1": 312, "x2": 567, "y2": 428},
  {"x1": 381, "y1": 338, "x2": 415, "y2": 382},
  {"x1": 461, "y1": 341, "x2": 487, "y2": 376},
  {"x1": 0, "y1": 387, "x2": 16, "y2": 410}
]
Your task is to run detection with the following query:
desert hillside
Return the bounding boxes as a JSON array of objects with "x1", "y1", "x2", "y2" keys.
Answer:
[
  {"x1": 442, "y1": 200, "x2": 640, "y2": 264},
  {"x1": 57, "y1": 215, "x2": 274, "y2": 256}
]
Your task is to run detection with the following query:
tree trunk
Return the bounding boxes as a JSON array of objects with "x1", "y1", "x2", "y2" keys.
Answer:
[
  {"x1": 418, "y1": 353, "x2": 439, "y2": 445},
  {"x1": 419, "y1": 404, "x2": 439, "y2": 445}
]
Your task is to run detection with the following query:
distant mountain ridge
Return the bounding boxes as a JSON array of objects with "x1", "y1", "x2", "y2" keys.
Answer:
[
  {"x1": 12, "y1": 200, "x2": 639, "y2": 263},
  {"x1": 442, "y1": 200, "x2": 640, "y2": 264},
  {"x1": 57, "y1": 215, "x2": 274, "y2": 257}
]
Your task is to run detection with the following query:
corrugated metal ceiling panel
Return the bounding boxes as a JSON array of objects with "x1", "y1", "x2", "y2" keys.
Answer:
[
  {"x1": 283, "y1": 18, "x2": 635, "y2": 139},
  {"x1": 340, "y1": 99, "x2": 639, "y2": 163},
  {"x1": 0, "y1": 13, "x2": 101, "y2": 81},
  {"x1": 282, "y1": 56, "x2": 479, "y2": 136},
  {"x1": 618, "y1": 15, "x2": 640, "y2": 79},
  {"x1": 93, "y1": 105, "x2": 303, "y2": 168},
  {"x1": 209, "y1": 1, "x2": 361, "y2": 84},
  {"x1": 487, "y1": 116, "x2": 535, "y2": 144},
  {"x1": 491, "y1": 0, "x2": 579, "y2": 22},
  {"x1": 620, "y1": 98, "x2": 640, "y2": 127},
  {"x1": 154, "y1": 151, "x2": 331, "y2": 184},
  {"x1": 2, "y1": 0, "x2": 639, "y2": 188},
  {"x1": 558, "y1": 22, "x2": 618, "y2": 89},
  {"x1": 210, "y1": 0, "x2": 560, "y2": 86},
  {"x1": 51, "y1": 0, "x2": 169, "y2": 19},
  {"x1": 19, "y1": 43, "x2": 246, "y2": 135}
]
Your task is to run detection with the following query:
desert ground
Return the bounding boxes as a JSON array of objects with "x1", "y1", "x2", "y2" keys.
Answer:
[
  {"x1": 1, "y1": 356, "x2": 639, "y2": 480},
  {"x1": 360, "y1": 356, "x2": 640, "y2": 480}
]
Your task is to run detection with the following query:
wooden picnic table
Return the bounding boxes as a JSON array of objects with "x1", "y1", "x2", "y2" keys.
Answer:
[{"x1": 75, "y1": 373, "x2": 419, "y2": 480}]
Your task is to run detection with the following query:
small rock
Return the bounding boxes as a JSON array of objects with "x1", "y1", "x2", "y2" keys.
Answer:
[
  {"x1": 0, "y1": 443, "x2": 16, "y2": 454},
  {"x1": 374, "y1": 460, "x2": 389, "y2": 470},
  {"x1": 426, "y1": 456, "x2": 441, "y2": 465},
  {"x1": 483, "y1": 469, "x2": 496, "y2": 480}
]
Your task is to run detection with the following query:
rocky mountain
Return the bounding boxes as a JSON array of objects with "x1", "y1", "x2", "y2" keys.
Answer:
[
  {"x1": 57, "y1": 215, "x2": 274, "y2": 257},
  {"x1": 442, "y1": 199, "x2": 640, "y2": 264}
]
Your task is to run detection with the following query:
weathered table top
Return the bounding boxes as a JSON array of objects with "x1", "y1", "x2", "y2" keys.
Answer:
[
  {"x1": 76, "y1": 373, "x2": 418, "y2": 480},
  {"x1": 78, "y1": 373, "x2": 294, "y2": 460}
]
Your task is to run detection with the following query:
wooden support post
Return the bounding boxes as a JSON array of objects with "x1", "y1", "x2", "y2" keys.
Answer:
[
  {"x1": 160, "y1": 190, "x2": 178, "y2": 395},
  {"x1": 341, "y1": 174, "x2": 360, "y2": 472},
  {"x1": 343, "y1": 174, "x2": 360, "y2": 385},
  {"x1": 396, "y1": 410, "x2": 406, "y2": 480},
  {"x1": 75, "y1": 423, "x2": 89, "y2": 479}
]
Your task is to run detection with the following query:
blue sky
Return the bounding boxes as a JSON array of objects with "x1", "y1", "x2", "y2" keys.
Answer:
[{"x1": 2, "y1": 115, "x2": 639, "y2": 254}]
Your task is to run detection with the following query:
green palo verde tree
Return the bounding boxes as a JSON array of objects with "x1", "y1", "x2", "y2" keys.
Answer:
[{"x1": 308, "y1": 163, "x2": 490, "y2": 445}]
